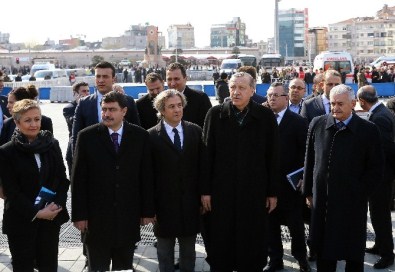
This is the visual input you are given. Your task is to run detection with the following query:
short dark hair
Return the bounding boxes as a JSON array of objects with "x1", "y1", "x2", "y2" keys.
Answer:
[
  {"x1": 238, "y1": 66, "x2": 257, "y2": 80},
  {"x1": 95, "y1": 61, "x2": 116, "y2": 77},
  {"x1": 220, "y1": 72, "x2": 228, "y2": 80},
  {"x1": 357, "y1": 85, "x2": 378, "y2": 104},
  {"x1": 145, "y1": 72, "x2": 163, "y2": 84},
  {"x1": 72, "y1": 81, "x2": 89, "y2": 94},
  {"x1": 10, "y1": 86, "x2": 37, "y2": 101},
  {"x1": 101, "y1": 91, "x2": 128, "y2": 108},
  {"x1": 166, "y1": 62, "x2": 187, "y2": 78}
]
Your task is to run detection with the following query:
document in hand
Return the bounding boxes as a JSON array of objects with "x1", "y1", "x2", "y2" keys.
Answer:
[{"x1": 286, "y1": 167, "x2": 304, "y2": 190}]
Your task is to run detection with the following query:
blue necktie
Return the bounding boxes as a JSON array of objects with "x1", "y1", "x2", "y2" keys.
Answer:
[
  {"x1": 111, "y1": 132, "x2": 119, "y2": 152},
  {"x1": 336, "y1": 121, "x2": 345, "y2": 130},
  {"x1": 173, "y1": 128, "x2": 181, "y2": 150}
]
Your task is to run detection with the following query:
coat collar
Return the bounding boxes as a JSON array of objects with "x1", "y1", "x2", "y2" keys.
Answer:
[
  {"x1": 325, "y1": 112, "x2": 360, "y2": 134},
  {"x1": 97, "y1": 122, "x2": 132, "y2": 156},
  {"x1": 155, "y1": 120, "x2": 187, "y2": 153},
  {"x1": 219, "y1": 99, "x2": 261, "y2": 120}
]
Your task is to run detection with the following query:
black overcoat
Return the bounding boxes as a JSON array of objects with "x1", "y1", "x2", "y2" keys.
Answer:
[
  {"x1": 303, "y1": 113, "x2": 383, "y2": 261},
  {"x1": 148, "y1": 120, "x2": 206, "y2": 237},
  {"x1": 202, "y1": 100, "x2": 279, "y2": 270},
  {"x1": 71, "y1": 122, "x2": 154, "y2": 247}
]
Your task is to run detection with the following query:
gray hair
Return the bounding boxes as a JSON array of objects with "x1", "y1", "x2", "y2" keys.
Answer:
[
  {"x1": 153, "y1": 89, "x2": 187, "y2": 119},
  {"x1": 313, "y1": 73, "x2": 324, "y2": 84},
  {"x1": 229, "y1": 72, "x2": 256, "y2": 90},
  {"x1": 330, "y1": 84, "x2": 355, "y2": 102},
  {"x1": 324, "y1": 69, "x2": 341, "y2": 81},
  {"x1": 356, "y1": 85, "x2": 378, "y2": 104}
]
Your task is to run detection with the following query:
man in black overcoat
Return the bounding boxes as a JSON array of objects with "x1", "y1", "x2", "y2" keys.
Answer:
[
  {"x1": 264, "y1": 82, "x2": 310, "y2": 272},
  {"x1": 136, "y1": 72, "x2": 164, "y2": 130},
  {"x1": 148, "y1": 89, "x2": 207, "y2": 272},
  {"x1": 303, "y1": 84, "x2": 383, "y2": 271},
  {"x1": 166, "y1": 62, "x2": 211, "y2": 128},
  {"x1": 357, "y1": 85, "x2": 395, "y2": 269},
  {"x1": 71, "y1": 91, "x2": 154, "y2": 271},
  {"x1": 202, "y1": 72, "x2": 279, "y2": 271}
]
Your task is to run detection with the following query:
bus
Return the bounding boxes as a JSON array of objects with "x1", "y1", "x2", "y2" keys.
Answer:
[
  {"x1": 313, "y1": 51, "x2": 354, "y2": 83},
  {"x1": 238, "y1": 54, "x2": 257, "y2": 68},
  {"x1": 259, "y1": 54, "x2": 284, "y2": 72}
]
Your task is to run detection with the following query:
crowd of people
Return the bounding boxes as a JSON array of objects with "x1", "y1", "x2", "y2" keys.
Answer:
[{"x1": 0, "y1": 61, "x2": 394, "y2": 272}]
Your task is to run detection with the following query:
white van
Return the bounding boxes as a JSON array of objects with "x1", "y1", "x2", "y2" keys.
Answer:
[
  {"x1": 34, "y1": 69, "x2": 67, "y2": 81},
  {"x1": 31, "y1": 62, "x2": 56, "y2": 75},
  {"x1": 220, "y1": 59, "x2": 242, "y2": 76},
  {"x1": 313, "y1": 51, "x2": 354, "y2": 83},
  {"x1": 370, "y1": 56, "x2": 395, "y2": 67}
]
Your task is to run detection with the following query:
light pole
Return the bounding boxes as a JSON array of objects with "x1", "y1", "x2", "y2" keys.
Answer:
[{"x1": 274, "y1": 0, "x2": 281, "y2": 54}]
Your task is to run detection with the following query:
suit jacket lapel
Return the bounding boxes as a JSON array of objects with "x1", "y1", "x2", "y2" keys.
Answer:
[
  {"x1": 98, "y1": 124, "x2": 117, "y2": 156},
  {"x1": 317, "y1": 96, "x2": 326, "y2": 114},
  {"x1": 157, "y1": 120, "x2": 182, "y2": 153}
]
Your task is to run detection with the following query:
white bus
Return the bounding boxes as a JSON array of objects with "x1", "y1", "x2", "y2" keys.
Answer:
[
  {"x1": 313, "y1": 51, "x2": 354, "y2": 83},
  {"x1": 259, "y1": 54, "x2": 284, "y2": 73}
]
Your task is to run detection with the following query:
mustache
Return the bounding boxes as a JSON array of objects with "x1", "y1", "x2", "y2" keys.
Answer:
[{"x1": 102, "y1": 117, "x2": 114, "y2": 121}]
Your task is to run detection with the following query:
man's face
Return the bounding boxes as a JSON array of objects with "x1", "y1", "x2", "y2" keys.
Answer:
[
  {"x1": 288, "y1": 79, "x2": 306, "y2": 104},
  {"x1": 267, "y1": 86, "x2": 288, "y2": 113},
  {"x1": 7, "y1": 93, "x2": 16, "y2": 114},
  {"x1": 323, "y1": 75, "x2": 342, "y2": 98},
  {"x1": 229, "y1": 75, "x2": 254, "y2": 110},
  {"x1": 76, "y1": 86, "x2": 90, "y2": 99},
  {"x1": 95, "y1": 68, "x2": 115, "y2": 95},
  {"x1": 161, "y1": 95, "x2": 183, "y2": 126},
  {"x1": 330, "y1": 93, "x2": 355, "y2": 121},
  {"x1": 146, "y1": 79, "x2": 164, "y2": 99},
  {"x1": 101, "y1": 101, "x2": 127, "y2": 131},
  {"x1": 166, "y1": 69, "x2": 187, "y2": 92}
]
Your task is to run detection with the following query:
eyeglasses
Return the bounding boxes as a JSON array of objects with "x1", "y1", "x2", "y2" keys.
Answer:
[
  {"x1": 325, "y1": 82, "x2": 340, "y2": 87},
  {"x1": 267, "y1": 93, "x2": 288, "y2": 98},
  {"x1": 289, "y1": 85, "x2": 305, "y2": 90}
]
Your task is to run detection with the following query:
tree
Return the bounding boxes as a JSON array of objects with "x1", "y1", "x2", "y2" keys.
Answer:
[
  {"x1": 91, "y1": 55, "x2": 104, "y2": 66},
  {"x1": 172, "y1": 48, "x2": 183, "y2": 55}
]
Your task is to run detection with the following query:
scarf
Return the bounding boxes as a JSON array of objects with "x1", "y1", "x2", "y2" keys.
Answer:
[{"x1": 12, "y1": 130, "x2": 59, "y2": 191}]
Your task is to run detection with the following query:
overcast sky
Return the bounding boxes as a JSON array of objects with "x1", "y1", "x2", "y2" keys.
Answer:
[{"x1": 6, "y1": 0, "x2": 393, "y2": 47}]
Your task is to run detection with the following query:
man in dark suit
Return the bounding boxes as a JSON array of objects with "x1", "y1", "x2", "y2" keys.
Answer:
[
  {"x1": 166, "y1": 62, "x2": 211, "y2": 128},
  {"x1": 264, "y1": 82, "x2": 310, "y2": 272},
  {"x1": 72, "y1": 91, "x2": 155, "y2": 271},
  {"x1": 63, "y1": 81, "x2": 90, "y2": 173},
  {"x1": 72, "y1": 61, "x2": 140, "y2": 151},
  {"x1": 148, "y1": 89, "x2": 206, "y2": 272},
  {"x1": 301, "y1": 69, "x2": 342, "y2": 124},
  {"x1": 288, "y1": 78, "x2": 306, "y2": 114},
  {"x1": 136, "y1": 72, "x2": 164, "y2": 130},
  {"x1": 0, "y1": 74, "x2": 10, "y2": 135},
  {"x1": 303, "y1": 84, "x2": 383, "y2": 271},
  {"x1": 357, "y1": 85, "x2": 395, "y2": 269}
]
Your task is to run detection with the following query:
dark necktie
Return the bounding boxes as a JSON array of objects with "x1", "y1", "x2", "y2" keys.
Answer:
[
  {"x1": 336, "y1": 121, "x2": 345, "y2": 130},
  {"x1": 111, "y1": 132, "x2": 120, "y2": 153},
  {"x1": 173, "y1": 128, "x2": 181, "y2": 150}
]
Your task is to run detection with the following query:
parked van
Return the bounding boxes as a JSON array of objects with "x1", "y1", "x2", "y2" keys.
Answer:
[
  {"x1": 34, "y1": 69, "x2": 67, "y2": 81},
  {"x1": 220, "y1": 59, "x2": 242, "y2": 77},
  {"x1": 370, "y1": 56, "x2": 395, "y2": 67},
  {"x1": 30, "y1": 62, "x2": 56, "y2": 75},
  {"x1": 313, "y1": 51, "x2": 354, "y2": 83}
]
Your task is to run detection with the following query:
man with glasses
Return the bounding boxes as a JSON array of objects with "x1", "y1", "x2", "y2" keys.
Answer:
[
  {"x1": 301, "y1": 69, "x2": 342, "y2": 124},
  {"x1": 263, "y1": 82, "x2": 310, "y2": 272},
  {"x1": 288, "y1": 78, "x2": 306, "y2": 114}
]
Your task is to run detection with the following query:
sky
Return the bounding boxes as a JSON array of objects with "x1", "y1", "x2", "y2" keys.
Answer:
[{"x1": 6, "y1": 0, "x2": 394, "y2": 48}]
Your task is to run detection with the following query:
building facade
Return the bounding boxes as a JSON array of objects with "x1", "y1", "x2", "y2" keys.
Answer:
[
  {"x1": 167, "y1": 23, "x2": 195, "y2": 49},
  {"x1": 210, "y1": 17, "x2": 247, "y2": 48},
  {"x1": 307, "y1": 27, "x2": 328, "y2": 62},
  {"x1": 327, "y1": 4, "x2": 395, "y2": 63},
  {"x1": 278, "y1": 8, "x2": 309, "y2": 59}
]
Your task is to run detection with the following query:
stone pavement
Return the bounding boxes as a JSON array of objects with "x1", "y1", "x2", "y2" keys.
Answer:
[{"x1": 0, "y1": 100, "x2": 394, "y2": 271}]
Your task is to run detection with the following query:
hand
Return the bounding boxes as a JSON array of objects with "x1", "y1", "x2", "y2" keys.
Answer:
[
  {"x1": 140, "y1": 217, "x2": 155, "y2": 225},
  {"x1": 74, "y1": 220, "x2": 88, "y2": 232},
  {"x1": 201, "y1": 195, "x2": 211, "y2": 212},
  {"x1": 306, "y1": 196, "x2": 313, "y2": 209},
  {"x1": 113, "y1": 85, "x2": 125, "y2": 94},
  {"x1": 266, "y1": 197, "x2": 277, "y2": 213},
  {"x1": 36, "y1": 202, "x2": 62, "y2": 221}
]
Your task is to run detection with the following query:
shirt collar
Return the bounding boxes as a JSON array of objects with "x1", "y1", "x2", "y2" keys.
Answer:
[
  {"x1": 369, "y1": 101, "x2": 382, "y2": 113},
  {"x1": 108, "y1": 123, "x2": 124, "y2": 136}
]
